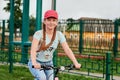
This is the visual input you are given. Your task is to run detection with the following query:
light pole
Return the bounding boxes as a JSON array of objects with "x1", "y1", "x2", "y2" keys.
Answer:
[{"x1": 51, "y1": 0, "x2": 56, "y2": 10}]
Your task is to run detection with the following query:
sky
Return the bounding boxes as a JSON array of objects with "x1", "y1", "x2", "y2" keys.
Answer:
[{"x1": 0, "y1": 0, "x2": 120, "y2": 20}]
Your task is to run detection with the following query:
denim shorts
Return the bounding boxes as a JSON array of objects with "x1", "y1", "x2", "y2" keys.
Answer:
[{"x1": 28, "y1": 60, "x2": 54, "y2": 80}]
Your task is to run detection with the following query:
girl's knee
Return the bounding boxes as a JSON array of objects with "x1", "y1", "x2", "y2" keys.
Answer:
[
  {"x1": 35, "y1": 73, "x2": 46, "y2": 80},
  {"x1": 35, "y1": 75, "x2": 46, "y2": 80}
]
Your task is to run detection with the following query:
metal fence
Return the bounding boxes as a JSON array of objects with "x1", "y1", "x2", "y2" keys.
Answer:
[
  {"x1": 57, "y1": 18, "x2": 120, "y2": 57},
  {"x1": 0, "y1": 18, "x2": 120, "y2": 80},
  {"x1": 56, "y1": 18, "x2": 120, "y2": 80}
]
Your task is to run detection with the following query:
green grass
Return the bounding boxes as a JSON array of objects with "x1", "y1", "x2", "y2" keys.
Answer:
[
  {"x1": 0, "y1": 64, "x2": 34, "y2": 80},
  {"x1": 0, "y1": 64, "x2": 103, "y2": 80}
]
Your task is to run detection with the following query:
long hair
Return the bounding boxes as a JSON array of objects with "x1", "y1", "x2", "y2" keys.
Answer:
[{"x1": 37, "y1": 23, "x2": 56, "y2": 52}]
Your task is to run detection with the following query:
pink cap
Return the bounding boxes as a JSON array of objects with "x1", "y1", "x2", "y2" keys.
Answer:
[{"x1": 44, "y1": 10, "x2": 58, "y2": 19}]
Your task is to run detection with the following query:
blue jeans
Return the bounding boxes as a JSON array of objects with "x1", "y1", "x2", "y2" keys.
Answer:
[{"x1": 28, "y1": 60, "x2": 54, "y2": 80}]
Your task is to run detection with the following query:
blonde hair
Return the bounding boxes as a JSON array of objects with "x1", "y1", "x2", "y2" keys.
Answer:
[{"x1": 37, "y1": 23, "x2": 56, "y2": 52}]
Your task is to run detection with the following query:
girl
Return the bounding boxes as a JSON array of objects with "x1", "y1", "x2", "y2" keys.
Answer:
[{"x1": 28, "y1": 10, "x2": 81, "y2": 80}]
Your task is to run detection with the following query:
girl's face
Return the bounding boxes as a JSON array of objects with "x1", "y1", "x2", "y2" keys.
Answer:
[{"x1": 44, "y1": 17, "x2": 58, "y2": 30}]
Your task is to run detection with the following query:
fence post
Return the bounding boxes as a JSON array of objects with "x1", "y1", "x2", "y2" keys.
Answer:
[
  {"x1": 36, "y1": 0, "x2": 42, "y2": 31},
  {"x1": 9, "y1": 0, "x2": 14, "y2": 73},
  {"x1": 21, "y1": 0, "x2": 30, "y2": 63},
  {"x1": 1, "y1": 20, "x2": 5, "y2": 48},
  {"x1": 53, "y1": 50, "x2": 57, "y2": 67},
  {"x1": 113, "y1": 21, "x2": 118, "y2": 57},
  {"x1": 106, "y1": 52, "x2": 111, "y2": 80},
  {"x1": 79, "y1": 20, "x2": 83, "y2": 54},
  {"x1": 51, "y1": 0, "x2": 56, "y2": 10}
]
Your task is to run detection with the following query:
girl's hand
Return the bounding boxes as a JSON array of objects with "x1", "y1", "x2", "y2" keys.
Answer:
[
  {"x1": 33, "y1": 63, "x2": 41, "y2": 69},
  {"x1": 74, "y1": 63, "x2": 82, "y2": 69}
]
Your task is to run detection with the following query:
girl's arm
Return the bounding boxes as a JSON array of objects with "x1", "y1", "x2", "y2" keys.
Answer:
[
  {"x1": 61, "y1": 42, "x2": 81, "y2": 69},
  {"x1": 30, "y1": 38, "x2": 40, "y2": 68}
]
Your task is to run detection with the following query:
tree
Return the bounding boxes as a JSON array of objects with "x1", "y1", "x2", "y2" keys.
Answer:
[
  {"x1": 4, "y1": 0, "x2": 36, "y2": 37},
  {"x1": 3, "y1": 0, "x2": 22, "y2": 37},
  {"x1": 29, "y1": 15, "x2": 36, "y2": 36},
  {"x1": 114, "y1": 18, "x2": 120, "y2": 23},
  {"x1": 66, "y1": 18, "x2": 75, "y2": 30}
]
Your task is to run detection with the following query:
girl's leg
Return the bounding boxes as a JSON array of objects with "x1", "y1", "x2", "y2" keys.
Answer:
[
  {"x1": 28, "y1": 61, "x2": 46, "y2": 80},
  {"x1": 43, "y1": 61, "x2": 54, "y2": 80},
  {"x1": 45, "y1": 69, "x2": 54, "y2": 80}
]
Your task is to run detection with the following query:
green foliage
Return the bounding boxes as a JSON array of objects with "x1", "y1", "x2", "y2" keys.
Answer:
[
  {"x1": 3, "y1": 0, "x2": 36, "y2": 36},
  {"x1": 66, "y1": 18, "x2": 75, "y2": 30},
  {"x1": 29, "y1": 15, "x2": 36, "y2": 36},
  {"x1": 4, "y1": 0, "x2": 22, "y2": 35},
  {"x1": 114, "y1": 17, "x2": 120, "y2": 22},
  {"x1": 114, "y1": 17, "x2": 120, "y2": 27}
]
